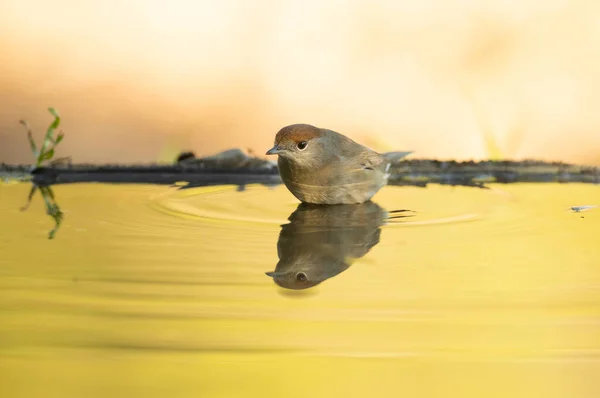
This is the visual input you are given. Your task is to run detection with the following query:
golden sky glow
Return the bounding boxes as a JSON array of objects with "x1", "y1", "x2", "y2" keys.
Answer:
[{"x1": 1, "y1": 0, "x2": 599, "y2": 164}]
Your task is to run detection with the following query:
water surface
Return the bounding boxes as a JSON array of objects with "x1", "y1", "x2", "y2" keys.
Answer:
[{"x1": 1, "y1": 182, "x2": 599, "y2": 397}]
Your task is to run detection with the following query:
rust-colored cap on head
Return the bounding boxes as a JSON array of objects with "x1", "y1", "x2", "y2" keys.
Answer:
[
  {"x1": 266, "y1": 124, "x2": 324, "y2": 155},
  {"x1": 275, "y1": 124, "x2": 323, "y2": 145}
]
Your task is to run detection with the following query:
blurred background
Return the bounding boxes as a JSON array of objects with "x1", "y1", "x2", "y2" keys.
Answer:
[{"x1": 0, "y1": 0, "x2": 599, "y2": 165}]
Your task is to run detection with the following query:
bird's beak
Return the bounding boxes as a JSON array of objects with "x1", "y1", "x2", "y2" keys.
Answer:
[
  {"x1": 265, "y1": 271, "x2": 283, "y2": 277},
  {"x1": 265, "y1": 145, "x2": 282, "y2": 155}
]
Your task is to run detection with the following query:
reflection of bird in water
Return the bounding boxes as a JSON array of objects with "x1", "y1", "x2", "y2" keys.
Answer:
[{"x1": 266, "y1": 201, "x2": 412, "y2": 290}]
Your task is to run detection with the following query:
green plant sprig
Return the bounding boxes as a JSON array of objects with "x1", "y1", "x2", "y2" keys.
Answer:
[{"x1": 19, "y1": 107, "x2": 65, "y2": 168}]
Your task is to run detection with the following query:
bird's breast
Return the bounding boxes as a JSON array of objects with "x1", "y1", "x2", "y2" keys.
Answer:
[{"x1": 276, "y1": 157, "x2": 387, "y2": 204}]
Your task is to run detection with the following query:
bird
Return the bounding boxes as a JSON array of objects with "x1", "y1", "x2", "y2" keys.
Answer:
[{"x1": 265, "y1": 124, "x2": 412, "y2": 204}]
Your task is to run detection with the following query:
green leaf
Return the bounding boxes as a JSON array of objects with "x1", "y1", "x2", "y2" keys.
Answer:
[
  {"x1": 47, "y1": 108, "x2": 60, "y2": 131},
  {"x1": 27, "y1": 132, "x2": 38, "y2": 157},
  {"x1": 48, "y1": 117, "x2": 60, "y2": 131},
  {"x1": 41, "y1": 148, "x2": 55, "y2": 161},
  {"x1": 55, "y1": 131, "x2": 64, "y2": 145},
  {"x1": 19, "y1": 119, "x2": 38, "y2": 156},
  {"x1": 20, "y1": 184, "x2": 38, "y2": 212},
  {"x1": 48, "y1": 108, "x2": 60, "y2": 119},
  {"x1": 47, "y1": 205, "x2": 64, "y2": 239},
  {"x1": 46, "y1": 186, "x2": 56, "y2": 200}
]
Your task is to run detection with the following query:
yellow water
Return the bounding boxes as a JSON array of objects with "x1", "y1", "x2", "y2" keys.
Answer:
[{"x1": 1, "y1": 182, "x2": 599, "y2": 398}]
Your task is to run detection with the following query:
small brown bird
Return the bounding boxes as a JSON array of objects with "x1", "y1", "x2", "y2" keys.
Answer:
[{"x1": 266, "y1": 124, "x2": 412, "y2": 204}]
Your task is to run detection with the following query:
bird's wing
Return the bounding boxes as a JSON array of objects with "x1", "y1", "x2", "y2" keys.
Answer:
[{"x1": 358, "y1": 150, "x2": 386, "y2": 171}]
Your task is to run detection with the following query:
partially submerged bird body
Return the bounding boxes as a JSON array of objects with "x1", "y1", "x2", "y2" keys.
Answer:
[{"x1": 266, "y1": 124, "x2": 411, "y2": 205}]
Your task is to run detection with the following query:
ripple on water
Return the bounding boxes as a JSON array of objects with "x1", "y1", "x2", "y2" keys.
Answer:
[{"x1": 147, "y1": 183, "x2": 508, "y2": 227}]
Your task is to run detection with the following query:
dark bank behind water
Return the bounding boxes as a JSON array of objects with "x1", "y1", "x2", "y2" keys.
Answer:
[{"x1": 2, "y1": 157, "x2": 599, "y2": 190}]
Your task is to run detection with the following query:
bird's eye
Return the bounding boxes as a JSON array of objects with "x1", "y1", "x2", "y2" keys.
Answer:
[
  {"x1": 297, "y1": 141, "x2": 308, "y2": 151},
  {"x1": 295, "y1": 272, "x2": 307, "y2": 282}
]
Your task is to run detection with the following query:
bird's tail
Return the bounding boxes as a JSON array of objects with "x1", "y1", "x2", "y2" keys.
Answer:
[
  {"x1": 382, "y1": 151, "x2": 413, "y2": 163},
  {"x1": 382, "y1": 151, "x2": 413, "y2": 177}
]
